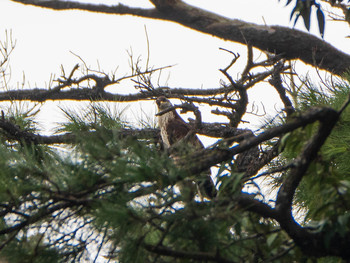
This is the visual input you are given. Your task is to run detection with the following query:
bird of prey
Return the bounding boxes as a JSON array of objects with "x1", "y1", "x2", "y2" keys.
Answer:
[{"x1": 156, "y1": 96, "x2": 215, "y2": 198}]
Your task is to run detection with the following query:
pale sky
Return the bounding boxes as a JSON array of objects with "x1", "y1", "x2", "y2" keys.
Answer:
[
  {"x1": 1, "y1": 1, "x2": 350, "y2": 261},
  {"x1": 0, "y1": 0, "x2": 349, "y2": 134}
]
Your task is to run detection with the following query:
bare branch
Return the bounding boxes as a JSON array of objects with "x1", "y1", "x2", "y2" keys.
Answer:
[
  {"x1": 219, "y1": 56, "x2": 247, "y2": 127},
  {"x1": 10, "y1": 0, "x2": 350, "y2": 75},
  {"x1": 269, "y1": 61, "x2": 295, "y2": 116}
]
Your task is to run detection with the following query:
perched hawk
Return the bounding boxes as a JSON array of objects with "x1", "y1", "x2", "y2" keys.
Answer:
[{"x1": 156, "y1": 96, "x2": 215, "y2": 198}]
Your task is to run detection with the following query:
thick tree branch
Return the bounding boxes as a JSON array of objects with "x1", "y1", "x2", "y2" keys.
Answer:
[
  {"x1": 184, "y1": 107, "x2": 338, "y2": 175},
  {"x1": 143, "y1": 243, "x2": 235, "y2": 263},
  {"x1": 275, "y1": 109, "x2": 340, "y2": 214},
  {"x1": 10, "y1": 0, "x2": 159, "y2": 17},
  {"x1": 226, "y1": 106, "x2": 350, "y2": 259},
  {"x1": 222, "y1": 188, "x2": 350, "y2": 259},
  {"x1": 0, "y1": 117, "x2": 249, "y2": 145},
  {"x1": 236, "y1": 193, "x2": 278, "y2": 219},
  {"x1": 10, "y1": 0, "x2": 350, "y2": 75},
  {"x1": 0, "y1": 86, "x2": 251, "y2": 103}
]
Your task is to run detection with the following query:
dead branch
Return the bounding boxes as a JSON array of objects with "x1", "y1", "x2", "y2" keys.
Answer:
[{"x1": 269, "y1": 61, "x2": 295, "y2": 116}]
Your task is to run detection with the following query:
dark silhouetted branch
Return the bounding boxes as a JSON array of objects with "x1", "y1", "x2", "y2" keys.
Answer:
[
  {"x1": 11, "y1": 0, "x2": 350, "y2": 75},
  {"x1": 143, "y1": 243, "x2": 235, "y2": 263}
]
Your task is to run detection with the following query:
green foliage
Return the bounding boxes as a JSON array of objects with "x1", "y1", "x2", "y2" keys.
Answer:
[
  {"x1": 282, "y1": 0, "x2": 326, "y2": 37},
  {"x1": 58, "y1": 103, "x2": 128, "y2": 133},
  {"x1": 0, "y1": 234, "x2": 61, "y2": 263},
  {"x1": 3, "y1": 84, "x2": 350, "y2": 261},
  {"x1": 280, "y1": 78, "x2": 350, "y2": 234},
  {"x1": 281, "y1": 0, "x2": 350, "y2": 38},
  {"x1": 0, "y1": 103, "x2": 302, "y2": 262}
]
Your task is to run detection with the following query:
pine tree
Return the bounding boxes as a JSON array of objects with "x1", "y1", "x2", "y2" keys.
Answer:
[{"x1": 1, "y1": 1, "x2": 350, "y2": 262}]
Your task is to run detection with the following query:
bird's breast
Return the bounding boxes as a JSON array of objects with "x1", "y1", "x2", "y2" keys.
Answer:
[{"x1": 158, "y1": 111, "x2": 175, "y2": 149}]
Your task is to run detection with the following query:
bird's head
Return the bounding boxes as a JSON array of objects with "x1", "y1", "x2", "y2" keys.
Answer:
[{"x1": 156, "y1": 96, "x2": 173, "y2": 111}]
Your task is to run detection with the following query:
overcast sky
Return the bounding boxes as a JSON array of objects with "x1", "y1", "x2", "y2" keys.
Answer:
[
  {"x1": 1, "y1": 1, "x2": 350, "y2": 261},
  {"x1": 0, "y1": 0, "x2": 349, "y2": 135}
]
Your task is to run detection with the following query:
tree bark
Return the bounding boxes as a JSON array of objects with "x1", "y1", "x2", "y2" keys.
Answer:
[{"x1": 10, "y1": 0, "x2": 350, "y2": 75}]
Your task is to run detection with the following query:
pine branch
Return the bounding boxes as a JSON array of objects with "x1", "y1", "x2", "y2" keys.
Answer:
[
  {"x1": 0, "y1": 117, "x2": 250, "y2": 145},
  {"x1": 0, "y1": 201, "x2": 78, "y2": 236},
  {"x1": 0, "y1": 118, "x2": 159, "y2": 144},
  {"x1": 275, "y1": 110, "x2": 339, "y2": 214},
  {"x1": 143, "y1": 243, "x2": 235, "y2": 263}
]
